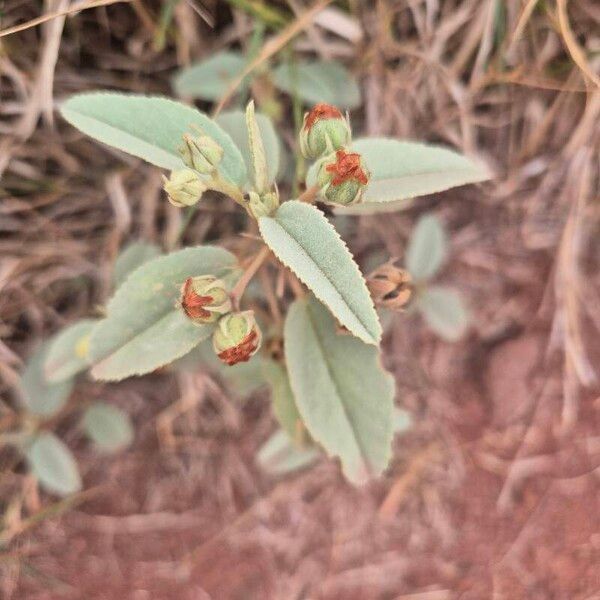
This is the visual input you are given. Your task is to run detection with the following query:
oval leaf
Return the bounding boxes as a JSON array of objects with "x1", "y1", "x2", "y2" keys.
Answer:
[
  {"x1": 406, "y1": 214, "x2": 447, "y2": 280},
  {"x1": 284, "y1": 296, "x2": 395, "y2": 484},
  {"x1": 418, "y1": 286, "x2": 469, "y2": 341},
  {"x1": 88, "y1": 246, "x2": 239, "y2": 381},
  {"x1": 259, "y1": 201, "x2": 381, "y2": 345},
  {"x1": 20, "y1": 342, "x2": 74, "y2": 417},
  {"x1": 60, "y1": 93, "x2": 247, "y2": 185},
  {"x1": 83, "y1": 402, "x2": 134, "y2": 452},
  {"x1": 113, "y1": 241, "x2": 162, "y2": 287},
  {"x1": 172, "y1": 51, "x2": 246, "y2": 101},
  {"x1": 26, "y1": 432, "x2": 82, "y2": 496},
  {"x1": 272, "y1": 60, "x2": 361, "y2": 109},
  {"x1": 44, "y1": 319, "x2": 97, "y2": 383},
  {"x1": 216, "y1": 109, "x2": 281, "y2": 186}
]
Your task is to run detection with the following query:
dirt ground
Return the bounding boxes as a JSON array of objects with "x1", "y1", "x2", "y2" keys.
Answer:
[{"x1": 1, "y1": 1, "x2": 599, "y2": 598}]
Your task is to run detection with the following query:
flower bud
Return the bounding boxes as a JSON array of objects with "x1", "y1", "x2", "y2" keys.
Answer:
[
  {"x1": 317, "y1": 149, "x2": 370, "y2": 206},
  {"x1": 367, "y1": 261, "x2": 413, "y2": 311},
  {"x1": 245, "y1": 190, "x2": 279, "y2": 219},
  {"x1": 163, "y1": 168, "x2": 207, "y2": 207},
  {"x1": 212, "y1": 311, "x2": 262, "y2": 366},
  {"x1": 300, "y1": 103, "x2": 351, "y2": 159},
  {"x1": 178, "y1": 132, "x2": 224, "y2": 174},
  {"x1": 180, "y1": 276, "x2": 232, "y2": 324}
]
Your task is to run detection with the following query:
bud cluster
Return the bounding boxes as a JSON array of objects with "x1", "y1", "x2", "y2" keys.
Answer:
[{"x1": 366, "y1": 262, "x2": 413, "y2": 311}]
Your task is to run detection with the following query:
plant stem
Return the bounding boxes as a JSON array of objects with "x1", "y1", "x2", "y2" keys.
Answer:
[
  {"x1": 298, "y1": 184, "x2": 319, "y2": 203},
  {"x1": 210, "y1": 175, "x2": 246, "y2": 206},
  {"x1": 230, "y1": 245, "x2": 271, "y2": 307}
]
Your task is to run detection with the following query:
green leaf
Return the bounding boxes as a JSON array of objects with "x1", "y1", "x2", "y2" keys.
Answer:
[
  {"x1": 272, "y1": 60, "x2": 361, "y2": 109},
  {"x1": 26, "y1": 432, "x2": 82, "y2": 496},
  {"x1": 393, "y1": 407, "x2": 412, "y2": 434},
  {"x1": 44, "y1": 319, "x2": 97, "y2": 383},
  {"x1": 257, "y1": 429, "x2": 319, "y2": 477},
  {"x1": 20, "y1": 342, "x2": 74, "y2": 417},
  {"x1": 172, "y1": 51, "x2": 246, "y2": 101},
  {"x1": 216, "y1": 110, "x2": 281, "y2": 185},
  {"x1": 113, "y1": 241, "x2": 162, "y2": 287},
  {"x1": 259, "y1": 201, "x2": 381, "y2": 345},
  {"x1": 406, "y1": 214, "x2": 447, "y2": 280},
  {"x1": 88, "y1": 246, "x2": 239, "y2": 381},
  {"x1": 264, "y1": 361, "x2": 302, "y2": 440},
  {"x1": 417, "y1": 286, "x2": 469, "y2": 341},
  {"x1": 83, "y1": 402, "x2": 134, "y2": 452},
  {"x1": 60, "y1": 93, "x2": 247, "y2": 185},
  {"x1": 284, "y1": 296, "x2": 395, "y2": 484},
  {"x1": 307, "y1": 138, "x2": 490, "y2": 212},
  {"x1": 245, "y1": 100, "x2": 269, "y2": 194}
]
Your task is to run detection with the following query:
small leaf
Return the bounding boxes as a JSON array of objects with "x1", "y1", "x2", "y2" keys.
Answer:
[
  {"x1": 263, "y1": 361, "x2": 302, "y2": 440},
  {"x1": 307, "y1": 138, "x2": 490, "y2": 212},
  {"x1": 26, "y1": 432, "x2": 82, "y2": 496},
  {"x1": 284, "y1": 296, "x2": 395, "y2": 484},
  {"x1": 20, "y1": 343, "x2": 74, "y2": 417},
  {"x1": 272, "y1": 60, "x2": 361, "y2": 109},
  {"x1": 245, "y1": 100, "x2": 269, "y2": 194},
  {"x1": 259, "y1": 201, "x2": 381, "y2": 345},
  {"x1": 406, "y1": 214, "x2": 447, "y2": 280},
  {"x1": 88, "y1": 246, "x2": 239, "y2": 381},
  {"x1": 60, "y1": 93, "x2": 247, "y2": 185},
  {"x1": 417, "y1": 286, "x2": 469, "y2": 341},
  {"x1": 83, "y1": 402, "x2": 134, "y2": 452},
  {"x1": 172, "y1": 51, "x2": 246, "y2": 101},
  {"x1": 393, "y1": 407, "x2": 412, "y2": 434},
  {"x1": 257, "y1": 429, "x2": 320, "y2": 477},
  {"x1": 216, "y1": 110, "x2": 281, "y2": 185},
  {"x1": 113, "y1": 242, "x2": 162, "y2": 287}
]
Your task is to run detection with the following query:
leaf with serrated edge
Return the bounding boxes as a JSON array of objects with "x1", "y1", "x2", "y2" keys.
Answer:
[
  {"x1": 88, "y1": 246, "x2": 239, "y2": 381},
  {"x1": 418, "y1": 286, "x2": 469, "y2": 341},
  {"x1": 245, "y1": 100, "x2": 269, "y2": 194},
  {"x1": 284, "y1": 296, "x2": 394, "y2": 484},
  {"x1": 406, "y1": 214, "x2": 447, "y2": 281},
  {"x1": 45, "y1": 319, "x2": 97, "y2": 383},
  {"x1": 259, "y1": 201, "x2": 381, "y2": 345},
  {"x1": 83, "y1": 402, "x2": 134, "y2": 452},
  {"x1": 26, "y1": 432, "x2": 82, "y2": 496},
  {"x1": 60, "y1": 93, "x2": 247, "y2": 185},
  {"x1": 113, "y1": 242, "x2": 161, "y2": 287}
]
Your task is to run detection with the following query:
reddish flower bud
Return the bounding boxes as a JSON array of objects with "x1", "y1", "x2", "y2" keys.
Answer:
[
  {"x1": 317, "y1": 149, "x2": 370, "y2": 206},
  {"x1": 300, "y1": 103, "x2": 351, "y2": 159},
  {"x1": 180, "y1": 276, "x2": 231, "y2": 324},
  {"x1": 212, "y1": 311, "x2": 262, "y2": 366}
]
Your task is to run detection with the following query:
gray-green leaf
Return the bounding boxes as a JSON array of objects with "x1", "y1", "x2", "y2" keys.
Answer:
[
  {"x1": 44, "y1": 319, "x2": 97, "y2": 383},
  {"x1": 272, "y1": 60, "x2": 361, "y2": 109},
  {"x1": 20, "y1": 342, "x2": 74, "y2": 417},
  {"x1": 88, "y1": 246, "x2": 239, "y2": 381},
  {"x1": 113, "y1": 241, "x2": 162, "y2": 287},
  {"x1": 257, "y1": 429, "x2": 319, "y2": 477},
  {"x1": 172, "y1": 51, "x2": 246, "y2": 101},
  {"x1": 245, "y1": 100, "x2": 269, "y2": 194},
  {"x1": 284, "y1": 296, "x2": 395, "y2": 484},
  {"x1": 259, "y1": 201, "x2": 381, "y2": 345},
  {"x1": 264, "y1": 361, "x2": 302, "y2": 441},
  {"x1": 417, "y1": 286, "x2": 469, "y2": 341},
  {"x1": 83, "y1": 402, "x2": 134, "y2": 452},
  {"x1": 60, "y1": 93, "x2": 247, "y2": 185},
  {"x1": 406, "y1": 214, "x2": 447, "y2": 280},
  {"x1": 26, "y1": 432, "x2": 82, "y2": 496}
]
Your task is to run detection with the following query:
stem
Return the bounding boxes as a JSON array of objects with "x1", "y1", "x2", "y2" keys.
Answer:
[
  {"x1": 298, "y1": 184, "x2": 319, "y2": 203},
  {"x1": 210, "y1": 174, "x2": 246, "y2": 206},
  {"x1": 230, "y1": 245, "x2": 271, "y2": 307}
]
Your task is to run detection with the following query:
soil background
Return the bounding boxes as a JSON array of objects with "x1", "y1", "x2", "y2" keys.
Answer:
[{"x1": 1, "y1": 1, "x2": 600, "y2": 598}]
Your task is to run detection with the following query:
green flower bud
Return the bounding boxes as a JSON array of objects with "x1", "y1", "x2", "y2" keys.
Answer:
[
  {"x1": 212, "y1": 311, "x2": 262, "y2": 366},
  {"x1": 163, "y1": 169, "x2": 207, "y2": 207},
  {"x1": 317, "y1": 149, "x2": 370, "y2": 206},
  {"x1": 245, "y1": 190, "x2": 280, "y2": 219},
  {"x1": 180, "y1": 276, "x2": 232, "y2": 325},
  {"x1": 300, "y1": 103, "x2": 351, "y2": 160},
  {"x1": 178, "y1": 132, "x2": 224, "y2": 174}
]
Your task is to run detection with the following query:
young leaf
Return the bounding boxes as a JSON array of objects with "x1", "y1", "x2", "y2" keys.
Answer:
[
  {"x1": 307, "y1": 138, "x2": 490, "y2": 211},
  {"x1": 26, "y1": 432, "x2": 82, "y2": 496},
  {"x1": 406, "y1": 214, "x2": 447, "y2": 281},
  {"x1": 172, "y1": 51, "x2": 246, "y2": 101},
  {"x1": 216, "y1": 110, "x2": 281, "y2": 185},
  {"x1": 60, "y1": 93, "x2": 247, "y2": 185},
  {"x1": 88, "y1": 246, "x2": 239, "y2": 381},
  {"x1": 44, "y1": 319, "x2": 97, "y2": 383},
  {"x1": 83, "y1": 402, "x2": 134, "y2": 452},
  {"x1": 263, "y1": 361, "x2": 302, "y2": 441},
  {"x1": 417, "y1": 286, "x2": 469, "y2": 341},
  {"x1": 259, "y1": 201, "x2": 381, "y2": 345},
  {"x1": 272, "y1": 60, "x2": 361, "y2": 109},
  {"x1": 245, "y1": 100, "x2": 269, "y2": 194},
  {"x1": 20, "y1": 343, "x2": 74, "y2": 417},
  {"x1": 257, "y1": 429, "x2": 319, "y2": 477},
  {"x1": 284, "y1": 296, "x2": 395, "y2": 484},
  {"x1": 113, "y1": 242, "x2": 162, "y2": 287}
]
